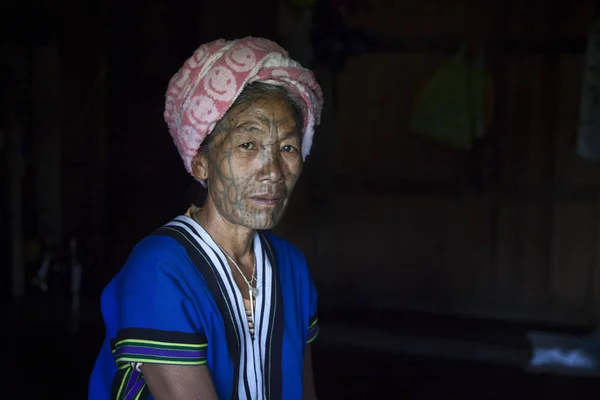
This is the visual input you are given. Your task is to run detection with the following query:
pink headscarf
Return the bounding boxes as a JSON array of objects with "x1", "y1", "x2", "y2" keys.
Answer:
[{"x1": 164, "y1": 37, "x2": 324, "y2": 180}]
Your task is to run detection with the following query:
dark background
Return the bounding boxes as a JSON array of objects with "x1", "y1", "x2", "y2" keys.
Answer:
[{"x1": 2, "y1": 0, "x2": 600, "y2": 398}]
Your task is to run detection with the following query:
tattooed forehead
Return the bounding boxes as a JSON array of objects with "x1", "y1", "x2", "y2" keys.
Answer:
[
  {"x1": 220, "y1": 106, "x2": 299, "y2": 141},
  {"x1": 250, "y1": 109, "x2": 295, "y2": 126}
]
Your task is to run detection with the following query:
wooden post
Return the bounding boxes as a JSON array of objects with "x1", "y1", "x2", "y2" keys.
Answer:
[
  {"x1": 6, "y1": 107, "x2": 25, "y2": 298},
  {"x1": 31, "y1": 42, "x2": 62, "y2": 247}
]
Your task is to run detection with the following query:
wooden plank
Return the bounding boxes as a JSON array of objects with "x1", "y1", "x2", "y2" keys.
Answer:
[
  {"x1": 322, "y1": 194, "x2": 493, "y2": 308},
  {"x1": 342, "y1": 0, "x2": 596, "y2": 54},
  {"x1": 6, "y1": 105, "x2": 25, "y2": 298},
  {"x1": 31, "y1": 42, "x2": 62, "y2": 247},
  {"x1": 495, "y1": 200, "x2": 530, "y2": 308},
  {"x1": 550, "y1": 201, "x2": 597, "y2": 310},
  {"x1": 318, "y1": 296, "x2": 597, "y2": 327},
  {"x1": 344, "y1": 0, "x2": 470, "y2": 37},
  {"x1": 369, "y1": 36, "x2": 589, "y2": 55},
  {"x1": 319, "y1": 325, "x2": 529, "y2": 367},
  {"x1": 516, "y1": 201, "x2": 548, "y2": 308},
  {"x1": 541, "y1": 4, "x2": 561, "y2": 322},
  {"x1": 332, "y1": 177, "x2": 600, "y2": 201}
]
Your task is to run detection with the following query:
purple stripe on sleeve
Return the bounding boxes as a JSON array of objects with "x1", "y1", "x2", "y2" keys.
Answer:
[
  {"x1": 115, "y1": 345, "x2": 206, "y2": 359},
  {"x1": 123, "y1": 368, "x2": 139, "y2": 395},
  {"x1": 124, "y1": 378, "x2": 146, "y2": 400}
]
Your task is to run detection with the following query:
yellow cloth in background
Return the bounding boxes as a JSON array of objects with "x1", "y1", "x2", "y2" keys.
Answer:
[{"x1": 409, "y1": 50, "x2": 494, "y2": 151}]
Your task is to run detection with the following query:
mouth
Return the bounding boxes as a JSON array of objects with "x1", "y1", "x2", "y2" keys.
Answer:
[{"x1": 249, "y1": 194, "x2": 284, "y2": 207}]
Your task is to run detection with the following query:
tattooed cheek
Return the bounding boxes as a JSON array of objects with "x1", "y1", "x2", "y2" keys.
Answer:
[{"x1": 224, "y1": 186, "x2": 236, "y2": 204}]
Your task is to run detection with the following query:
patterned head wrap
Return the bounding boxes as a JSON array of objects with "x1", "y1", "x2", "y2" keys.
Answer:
[{"x1": 164, "y1": 37, "x2": 324, "y2": 180}]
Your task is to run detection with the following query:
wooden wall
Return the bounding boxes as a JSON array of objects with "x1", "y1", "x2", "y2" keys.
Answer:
[
  {"x1": 24, "y1": 0, "x2": 600, "y2": 327},
  {"x1": 276, "y1": 0, "x2": 600, "y2": 326}
]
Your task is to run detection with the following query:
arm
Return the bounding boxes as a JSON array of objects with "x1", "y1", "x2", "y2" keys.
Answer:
[
  {"x1": 141, "y1": 364, "x2": 218, "y2": 400},
  {"x1": 302, "y1": 344, "x2": 318, "y2": 400},
  {"x1": 110, "y1": 241, "x2": 218, "y2": 400}
]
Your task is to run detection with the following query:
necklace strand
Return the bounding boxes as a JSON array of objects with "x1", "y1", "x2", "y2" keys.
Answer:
[
  {"x1": 217, "y1": 245, "x2": 258, "y2": 340},
  {"x1": 190, "y1": 210, "x2": 258, "y2": 338},
  {"x1": 217, "y1": 244, "x2": 257, "y2": 297}
]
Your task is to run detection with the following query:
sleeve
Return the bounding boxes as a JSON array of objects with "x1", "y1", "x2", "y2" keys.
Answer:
[
  {"x1": 109, "y1": 245, "x2": 208, "y2": 370},
  {"x1": 306, "y1": 272, "x2": 319, "y2": 344}
]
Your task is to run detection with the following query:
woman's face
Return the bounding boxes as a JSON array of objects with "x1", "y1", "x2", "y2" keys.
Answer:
[{"x1": 196, "y1": 95, "x2": 303, "y2": 230}]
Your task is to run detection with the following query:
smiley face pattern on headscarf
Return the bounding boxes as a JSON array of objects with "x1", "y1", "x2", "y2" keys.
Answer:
[
  {"x1": 164, "y1": 37, "x2": 324, "y2": 180},
  {"x1": 225, "y1": 44, "x2": 257, "y2": 73}
]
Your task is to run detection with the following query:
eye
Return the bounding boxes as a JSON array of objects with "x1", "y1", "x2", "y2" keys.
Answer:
[
  {"x1": 240, "y1": 142, "x2": 255, "y2": 150},
  {"x1": 281, "y1": 144, "x2": 297, "y2": 153}
]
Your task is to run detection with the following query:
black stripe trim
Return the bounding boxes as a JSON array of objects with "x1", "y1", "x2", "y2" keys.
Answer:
[
  {"x1": 110, "y1": 328, "x2": 207, "y2": 349},
  {"x1": 166, "y1": 218, "x2": 255, "y2": 399},
  {"x1": 110, "y1": 367, "x2": 127, "y2": 400},
  {"x1": 139, "y1": 385, "x2": 151, "y2": 400},
  {"x1": 256, "y1": 241, "x2": 268, "y2": 393},
  {"x1": 260, "y1": 232, "x2": 284, "y2": 400},
  {"x1": 179, "y1": 218, "x2": 253, "y2": 400},
  {"x1": 174, "y1": 218, "x2": 255, "y2": 400},
  {"x1": 174, "y1": 217, "x2": 252, "y2": 398},
  {"x1": 250, "y1": 242, "x2": 266, "y2": 398},
  {"x1": 154, "y1": 223, "x2": 245, "y2": 400}
]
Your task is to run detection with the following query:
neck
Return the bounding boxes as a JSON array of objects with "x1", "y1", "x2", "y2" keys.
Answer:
[{"x1": 194, "y1": 197, "x2": 255, "y2": 260}]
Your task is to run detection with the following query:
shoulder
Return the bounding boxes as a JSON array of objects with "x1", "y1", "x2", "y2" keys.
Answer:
[
  {"x1": 101, "y1": 232, "x2": 197, "y2": 313},
  {"x1": 123, "y1": 233, "x2": 187, "y2": 274},
  {"x1": 109, "y1": 231, "x2": 196, "y2": 296},
  {"x1": 100, "y1": 231, "x2": 207, "y2": 337},
  {"x1": 132, "y1": 232, "x2": 186, "y2": 258},
  {"x1": 262, "y1": 231, "x2": 307, "y2": 265},
  {"x1": 261, "y1": 231, "x2": 314, "y2": 285},
  {"x1": 261, "y1": 233, "x2": 319, "y2": 312}
]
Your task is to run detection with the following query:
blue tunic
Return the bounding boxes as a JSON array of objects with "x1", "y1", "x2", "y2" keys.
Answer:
[{"x1": 89, "y1": 215, "x2": 319, "y2": 400}]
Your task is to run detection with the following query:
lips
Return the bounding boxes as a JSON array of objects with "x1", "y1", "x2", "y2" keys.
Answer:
[{"x1": 249, "y1": 192, "x2": 285, "y2": 206}]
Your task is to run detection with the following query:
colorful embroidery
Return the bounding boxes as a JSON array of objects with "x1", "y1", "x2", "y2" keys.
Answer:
[
  {"x1": 113, "y1": 367, "x2": 147, "y2": 400},
  {"x1": 113, "y1": 338, "x2": 208, "y2": 369},
  {"x1": 110, "y1": 328, "x2": 208, "y2": 400}
]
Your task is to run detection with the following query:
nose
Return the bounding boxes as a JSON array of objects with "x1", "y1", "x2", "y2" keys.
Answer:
[{"x1": 258, "y1": 147, "x2": 283, "y2": 183}]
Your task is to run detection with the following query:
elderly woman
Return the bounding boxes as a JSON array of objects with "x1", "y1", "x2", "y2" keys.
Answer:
[{"x1": 88, "y1": 37, "x2": 323, "y2": 400}]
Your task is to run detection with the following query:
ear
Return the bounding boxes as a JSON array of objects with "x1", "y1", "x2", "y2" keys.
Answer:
[{"x1": 191, "y1": 151, "x2": 209, "y2": 181}]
